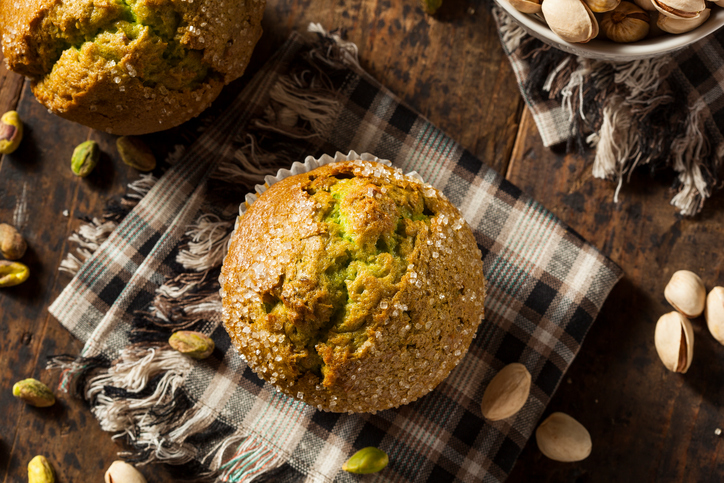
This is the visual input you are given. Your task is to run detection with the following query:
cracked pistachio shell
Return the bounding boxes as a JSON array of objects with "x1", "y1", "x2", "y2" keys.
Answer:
[
  {"x1": 584, "y1": 0, "x2": 621, "y2": 13},
  {"x1": 481, "y1": 363, "x2": 532, "y2": 421},
  {"x1": 601, "y1": 2, "x2": 650, "y2": 42},
  {"x1": 169, "y1": 331, "x2": 215, "y2": 359},
  {"x1": 542, "y1": 0, "x2": 599, "y2": 43},
  {"x1": 0, "y1": 223, "x2": 27, "y2": 260},
  {"x1": 657, "y1": 7, "x2": 710, "y2": 31},
  {"x1": 342, "y1": 447, "x2": 389, "y2": 474},
  {"x1": 28, "y1": 456, "x2": 55, "y2": 483},
  {"x1": 71, "y1": 140, "x2": 100, "y2": 177},
  {"x1": 0, "y1": 260, "x2": 29, "y2": 287},
  {"x1": 654, "y1": 311, "x2": 694, "y2": 373},
  {"x1": 664, "y1": 270, "x2": 706, "y2": 318},
  {"x1": 652, "y1": 0, "x2": 705, "y2": 18},
  {"x1": 508, "y1": 0, "x2": 542, "y2": 14},
  {"x1": 13, "y1": 378, "x2": 55, "y2": 407},
  {"x1": 0, "y1": 111, "x2": 23, "y2": 154},
  {"x1": 705, "y1": 287, "x2": 724, "y2": 346},
  {"x1": 536, "y1": 412, "x2": 592, "y2": 462},
  {"x1": 104, "y1": 460, "x2": 148, "y2": 483},
  {"x1": 117, "y1": 136, "x2": 156, "y2": 172}
]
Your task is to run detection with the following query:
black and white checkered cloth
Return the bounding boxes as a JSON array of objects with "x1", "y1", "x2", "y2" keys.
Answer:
[{"x1": 49, "y1": 29, "x2": 622, "y2": 482}]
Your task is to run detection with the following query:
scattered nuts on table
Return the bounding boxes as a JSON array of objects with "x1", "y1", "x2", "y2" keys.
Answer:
[
  {"x1": 0, "y1": 110, "x2": 23, "y2": 154},
  {"x1": 664, "y1": 270, "x2": 706, "y2": 318},
  {"x1": 27, "y1": 455, "x2": 55, "y2": 483},
  {"x1": 117, "y1": 136, "x2": 156, "y2": 172},
  {"x1": 168, "y1": 331, "x2": 215, "y2": 359},
  {"x1": 542, "y1": 0, "x2": 600, "y2": 43},
  {"x1": 13, "y1": 378, "x2": 56, "y2": 407},
  {"x1": 0, "y1": 223, "x2": 27, "y2": 260},
  {"x1": 0, "y1": 260, "x2": 30, "y2": 287},
  {"x1": 705, "y1": 286, "x2": 724, "y2": 346},
  {"x1": 104, "y1": 460, "x2": 148, "y2": 483},
  {"x1": 481, "y1": 363, "x2": 532, "y2": 421},
  {"x1": 71, "y1": 140, "x2": 100, "y2": 177},
  {"x1": 536, "y1": 412, "x2": 592, "y2": 462},
  {"x1": 342, "y1": 447, "x2": 389, "y2": 474},
  {"x1": 600, "y1": 2, "x2": 651, "y2": 41},
  {"x1": 654, "y1": 311, "x2": 694, "y2": 373}
]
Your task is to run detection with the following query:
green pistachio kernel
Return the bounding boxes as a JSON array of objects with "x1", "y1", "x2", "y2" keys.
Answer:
[
  {"x1": 168, "y1": 331, "x2": 215, "y2": 359},
  {"x1": 71, "y1": 140, "x2": 100, "y2": 177},
  {"x1": 28, "y1": 455, "x2": 55, "y2": 483},
  {"x1": 0, "y1": 260, "x2": 29, "y2": 287},
  {"x1": 13, "y1": 378, "x2": 55, "y2": 407},
  {"x1": 117, "y1": 136, "x2": 156, "y2": 171},
  {"x1": 342, "y1": 447, "x2": 389, "y2": 474},
  {"x1": 0, "y1": 111, "x2": 23, "y2": 154}
]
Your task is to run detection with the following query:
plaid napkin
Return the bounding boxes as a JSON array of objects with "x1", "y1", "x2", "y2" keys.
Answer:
[
  {"x1": 494, "y1": 5, "x2": 724, "y2": 216},
  {"x1": 49, "y1": 27, "x2": 622, "y2": 483}
]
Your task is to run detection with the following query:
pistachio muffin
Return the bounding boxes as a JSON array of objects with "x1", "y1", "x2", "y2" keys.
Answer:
[
  {"x1": 0, "y1": 0, "x2": 264, "y2": 134},
  {"x1": 220, "y1": 160, "x2": 486, "y2": 413}
]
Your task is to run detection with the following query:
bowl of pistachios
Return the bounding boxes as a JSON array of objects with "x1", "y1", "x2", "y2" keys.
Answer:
[{"x1": 495, "y1": 0, "x2": 724, "y2": 60}]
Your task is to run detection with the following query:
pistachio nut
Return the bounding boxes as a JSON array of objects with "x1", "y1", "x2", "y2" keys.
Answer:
[
  {"x1": 104, "y1": 460, "x2": 148, "y2": 483},
  {"x1": 508, "y1": 0, "x2": 542, "y2": 14},
  {"x1": 0, "y1": 223, "x2": 27, "y2": 260},
  {"x1": 27, "y1": 455, "x2": 55, "y2": 483},
  {"x1": 13, "y1": 378, "x2": 55, "y2": 407},
  {"x1": 536, "y1": 412, "x2": 592, "y2": 462},
  {"x1": 481, "y1": 363, "x2": 531, "y2": 421},
  {"x1": 71, "y1": 140, "x2": 100, "y2": 177},
  {"x1": 420, "y1": 0, "x2": 442, "y2": 14},
  {"x1": 654, "y1": 311, "x2": 694, "y2": 373},
  {"x1": 542, "y1": 0, "x2": 599, "y2": 43},
  {"x1": 342, "y1": 447, "x2": 389, "y2": 474},
  {"x1": 705, "y1": 286, "x2": 724, "y2": 346},
  {"x1": 664, "y1": 270, "x2": 706, "y2": 318},
  {"x1": 0, "y1": 110, "x2": 23, "y2": 154},
  {"x1": 651, "y1": 0, "x2": 705, "y2": 19},
  {"x1": 117, "y1": 136, "x2": 156, "y2": 172},
  {"x1": 600, "y1": 2, "x2": 650, "y2": 42},
  {"x1": 0, "y1": 260, "x2": 29, "y2": 287},
  {"x1": 584, "y1": 0, "x2": 620, "y2": 13},
  {"x1": 657, "y1": 7, "x2": 710, "y2": 32},
  {"x1": 168, "y1": 331, "x2": 215, "y2": 359}
]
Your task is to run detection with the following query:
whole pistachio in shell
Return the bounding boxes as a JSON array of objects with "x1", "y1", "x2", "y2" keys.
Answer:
[
  {"x1": 705, "y1": 286, "x2": 724, "y2": 346},
  {"x1": 105, "y1": 460, "x2": 148, "y2": 483},
  {"x1": 508, "y1": 0, "x2": 543, "y2": 13},
  {"x1": 536, "y1": 412, "x2": 592, "y2": 462},
  {"x1": 654, "y1": 311, "x2": 694, "y2": 373},
  {"x1": 481, "y1": 363, "x2": 532, "y2": 421},
  {"x1": 542, "y1": 0, "x2": 600, "y2": 43},
  {"x1": 601, "y1": 2, "x2": 650, "y2": 41},
  {"x1": 652, "y1": 0, "x2": 705, "y2": 19},
  {"x1": 0, "y1": 223, "x2": 27, "y2": 260},
  {"x1": 658, "y1": 7, "x2": 710, "y2": 32},
  {"x1": 664, "y1": 270, "x2": 706, "y2": 318},
  {"x1": 584, "y1": 0, "x2": 621, "y2": 13}
]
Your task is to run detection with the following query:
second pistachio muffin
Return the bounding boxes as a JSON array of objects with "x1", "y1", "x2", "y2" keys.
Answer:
[{"x1": 220, "y1": 160, "x2": 486, "y2": 413}]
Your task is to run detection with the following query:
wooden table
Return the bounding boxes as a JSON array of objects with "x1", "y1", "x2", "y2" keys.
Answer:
[{"x1": 1, "y1": 1, "x2": 723, "y2": 481}]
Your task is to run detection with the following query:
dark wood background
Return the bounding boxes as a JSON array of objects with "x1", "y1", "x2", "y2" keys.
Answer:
[{"x1": 1, "y1": 0, "x2": 723, "y2": 481}]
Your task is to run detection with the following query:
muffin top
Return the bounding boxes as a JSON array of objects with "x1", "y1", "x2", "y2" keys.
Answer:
[{"x1": 220, "y1": 160, "x2": 485, "y2": 413}]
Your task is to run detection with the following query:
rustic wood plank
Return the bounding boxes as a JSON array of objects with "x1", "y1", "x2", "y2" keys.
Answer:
[{"x1": 505, "y1": 108, "x2": 724, "y2": 483}]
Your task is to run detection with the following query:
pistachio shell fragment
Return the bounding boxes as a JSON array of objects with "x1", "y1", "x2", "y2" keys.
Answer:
[
  {"x1": 0, "y1": 223, "x2": 27, "y2": 260},
  {"x1": 654, "y1": 311, "x2": 694, "y2": 373},
  {"x1": 652, "y1": 0, "x2": 705, "y2": 19},
  {"x1": 536, "y1": 412, "x2": 592, "y2": 462},
  {"x1": 542, "y1": 0, "x2": 599, "y2": 43},
  {"x1": 664, "y1": 270, "x2": 706, "y2": 318},
  {"x1": 584, "y1": 0, "x2": 621, "y2": 13},
  {"x1": 0, "y1": 111, "x2": 23, "y2": 155},
  {"x1": 117, "y1": 136, "x2": 156, "y2": 172},
  {"x1": 0, "y1": 260, "x2": 29, "y2": 287},
  {"x1": 28, "y1": 455, "x2": 55, "y2": 483},
  {"x1": 71, "y1": 140, "x2": 100, "y2": 177},
  {"x1": 705, "y1": 287, "x2": 724, "y2": 346},
  {"x1": 508, "y1": 0, "x2": 542, "y2": 14},
  {"x1": 342, "y1": 447, "x2": 389, "y2": 474},
  {"x1": 105, "y1": 460, "x2": 148, "y2": 483},
  {"x1": 13, "y1": 378, "x2": 55, "y2": 407},
  {"x1": 601, "y1": 2, "x2": 650, "y2": 41},
  {"x1": 657, "y1": 8, "x2": 710, "y2": 32},
  {"x1": 169, "y1": 331, "x2": 215, "y2": 359},
  {"x1": 481, "y1": 363, "x2": 532, "y2": 421}
]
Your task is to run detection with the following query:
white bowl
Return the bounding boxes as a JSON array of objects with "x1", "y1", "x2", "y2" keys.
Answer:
[{"x1": 495, "y1": 0, "x2": 724, "y2": 61}]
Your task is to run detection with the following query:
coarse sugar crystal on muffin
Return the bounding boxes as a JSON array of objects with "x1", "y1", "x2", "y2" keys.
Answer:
[{"x1": 219, "y1": 159, "x2": 486, "y2": 413}]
